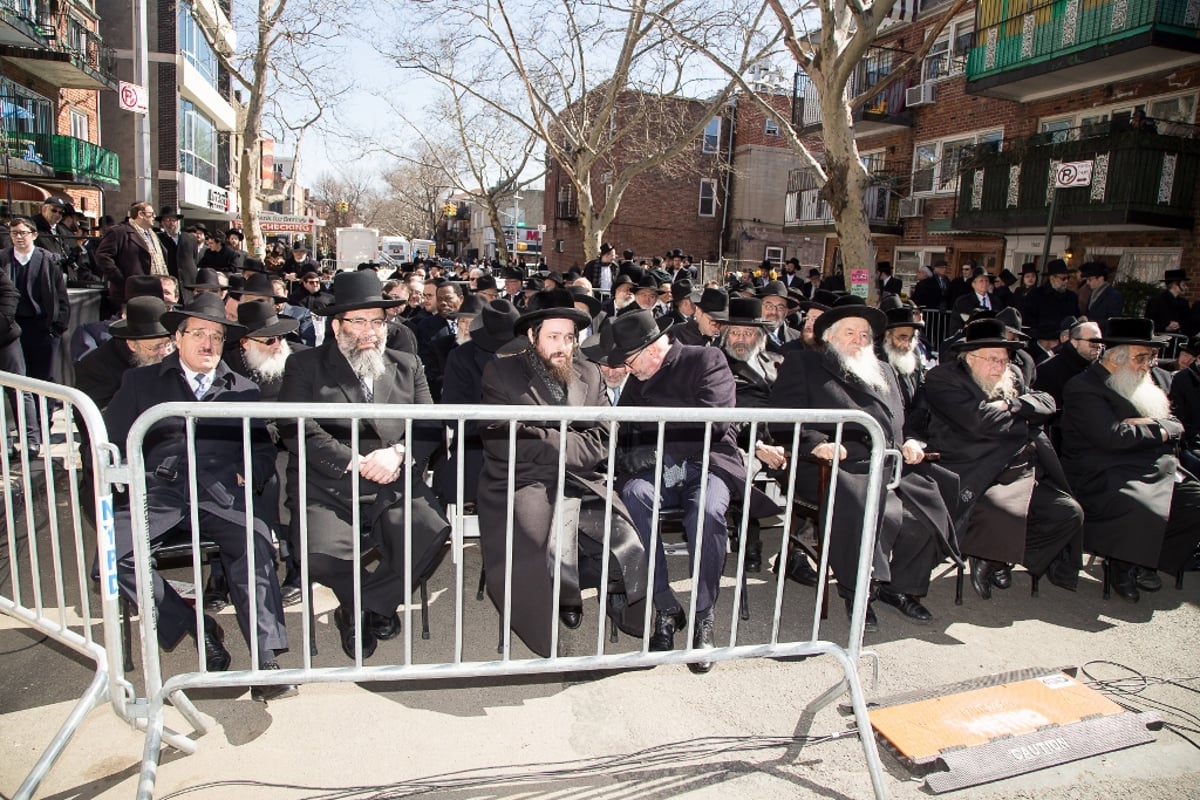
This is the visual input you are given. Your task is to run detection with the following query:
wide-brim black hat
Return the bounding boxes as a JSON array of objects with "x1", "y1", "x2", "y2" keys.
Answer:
[
  {"x1": 580, "y1": 318, "x2": 618, "y2": 367},
  {"x1": 607, "y1": 310, "x2": 673, "y2": 363},
  {"x1": 323, "y1": 271, "x2": 404, "y2": 315},
  {"x1": 694, "y1": 287, "x2": 729, "y2": 316},
  {"x1": 1046, "y1": 259, "x2": 1073, "y2": 276},
  {"x1": 124, "y1": 274, "x2": 164, "y2": 301},
  {"x1": 1078, "y1": 261, "x2": 1110, "y2": 278},
  {"x1": 450, "y1": 293, "x2": 486, "y2": 319},
  {"x1": 951, "y1": 318, "x2": 1025, "y2": 352},
  {"x1": 184, "y1": 267, "x2": 224, "y2": 291},
  {"x1": 161, "y1": 293, "x2": 247, "y2": 338},
  {"x1": 1163, "y1": 268, "x2": 1187, "y2": 283},
  {"x1": 757, "y1": 280, "x2": 800, "y2": 309},
  {"x1": 799, "y1": 289, "x2": 840, "y2": 312},
  {"x1": 884, "y1": 306, "x2": 924, "y2": 331},
  {"x1": 237, "y1": 301, "x2": 299, "y2": 338},
  {"x1": 718, "y1": 296, "x2": 773, "y2": 328},
  {"x1": 469, "y1": 299, "x2": 520, "y2": 353},
  {"x1": 110, "y1": 296, "x2": 170, "y2": 340},
  {"x1": 230, "y1": 272, "x2": 286, "y2": 302},
  {"x1": 812, "y1": 297, "x2": 886, "y2": 341},
  {"x1": 1100, "y1": 317, "x2": 1167, "y2": 348},
  {"x1": 568, "y1": 286, "x2": 602, "y2": 317},
  {"x1": 155, "y1": 206, "x2": 183, "y2": 222},
  {"x1": 996, "y1": 307, "x2": 1030, "y2": 340},
  {"x1": 513, "y1": 289, "x2": 592, "y2": 337}
]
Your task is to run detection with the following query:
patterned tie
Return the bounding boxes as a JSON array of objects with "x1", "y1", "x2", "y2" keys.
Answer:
[
  {"x1": 193, "y1": 374, "x2": 208, "y2": 399},
  {"x1": 360, "y1": 376, "x2": 373, "y2": 402}
]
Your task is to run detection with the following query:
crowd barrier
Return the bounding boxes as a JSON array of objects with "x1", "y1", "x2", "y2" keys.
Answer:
[{"x1": 3, "y1": 380, "x2": 900, "y2": 799}]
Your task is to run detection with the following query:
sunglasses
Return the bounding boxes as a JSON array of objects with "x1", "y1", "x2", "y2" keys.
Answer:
[{"x1": 251, "y1": 335, "x2": 284, "y2": 345}]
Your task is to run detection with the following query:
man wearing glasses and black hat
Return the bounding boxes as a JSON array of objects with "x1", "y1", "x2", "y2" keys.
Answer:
[
  {"x1": 33, "y1": 196, "x2": 71, "y2": 262},
  {"x1": 103, "y1": 292, "x2": 294, "y2": 701},
  {"x1": 277, "y1": 271, "x2": 450, "y2": 660}
]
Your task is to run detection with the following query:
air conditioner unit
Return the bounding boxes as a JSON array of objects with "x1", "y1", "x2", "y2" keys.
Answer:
[
  {"x1": 899, "y1": 197, "x2": 926, "y2": 217},
  {"x1": 906, "y1": 82, "x2": 936, "y2": 107}
]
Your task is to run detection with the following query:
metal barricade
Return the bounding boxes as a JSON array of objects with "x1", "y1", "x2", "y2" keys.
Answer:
[
  {"x1": 123, "y1": 401, "x2": 898, "y2": 800},
  {"x1": 919, "y1": 308, "x2": 957, "y2": 354},
  {"x1": 0, "y1": 372, "x2": 145, "y2": 800}
]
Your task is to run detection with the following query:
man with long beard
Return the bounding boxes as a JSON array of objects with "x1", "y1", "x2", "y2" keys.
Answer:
[
  {"x1": 1061, "y1": 317, "x2": 1200, "y2": 601},
  {"x1": 476, "y1": 290, "x2": 647, "y2": 656},
  {"x1": 924, "y1": 318, "x2": 1083, "y2": 600},
  {"x1": 878, "y1": 305, "x2": 930, "y2": 435},
  {"x1": 769, "y1": 300, "x2": 957, "y2": 630},
  {"x1": 278, "y1": 271, "x2": 450, "y2": 659}
]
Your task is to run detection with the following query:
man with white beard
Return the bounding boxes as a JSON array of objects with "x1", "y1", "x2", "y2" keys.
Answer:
[
  {"x1": 924, "y1": 318, "x2": 1083, "y2": 600},
  {"x1": 878, "y1": 305, "x2": 931, "y2": 436},
  {"x1": 278, "y1": 271, "x2": 451, "y2": 659},
  {"x1": 1061, "y1": 317, "x2": 1200, "y2": 602},
  {"x1": 769, "y1": 300, "x2": 957, "y2": 631}
]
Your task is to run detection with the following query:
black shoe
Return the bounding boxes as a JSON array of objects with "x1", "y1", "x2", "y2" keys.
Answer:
[
  {"x1": 334, "y1": 605, "x2": 377, "y2": 659},
  {"x1": 365, "y1": 609, "x2": 402, "y2": 640},
  {"x1": 202, "y1": 573, "x2": 230, "y2": 613},
  {"x1": 251, "y1": 660, "x2": 299, "y2": 703},
  {"x1": 844, "y1": 597, "x2": 878, "y2": 632},
  {"x1": 1045, "y1": 549, "x2": 1078, "y2": 592},
  {"x1": 279, "y1": 567, "x2": 302, "y2": 606},
  {"x1": 199, "y1": 615, "x2": 231, "y2": 672},
  {"x1": 649, "y1": 608, "x2": 686, "y2": 652},
  {"x1": 1107, "y1": 560, "x2": 1140, "y2": 603},
  {"x1": 745, "y1": 541, "x2": 763, "y2": 573},
  {"x1": 1135, "y1": 567, "x2": 1162, "y2": 592},
  {"x1": 969, "y1": 557, "x2": 995, "y2": 600},
  {"x1": 688, "y1": 608, "x2": 716, "y2": 675},
  {"x1": 991, "y1": 563, "x2": 1013, "y2": 590},
  {"x1": 559, "y1": 606, "x2": 583, "y2": 630},
  {"x1": 774, "y1": 549, "x2": 819, "y2": 587},
  {"x1": 875, "y1": 586, "x2": 933, "y2": 623}
]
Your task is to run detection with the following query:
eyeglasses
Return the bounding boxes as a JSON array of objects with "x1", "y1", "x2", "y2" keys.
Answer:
[
  {"x1": 9, "y1": 229, "x2": 33, "y2": 237},
  {"x1": 303, "y1": 279, "x2": 320, "y2": 285},
  {"x1": 45, "y1": 208, "x2": 63, "y2": 216},
  {"x1": 133, "y1": 339, "x2": 174, "y2": 352},
  {"x1": 968, "y1": 354, "x2": 1009, "y2": 367},
  {"x1": 180, "y1": 329, "x2": 225, "y2": 344},
  {"x1": 1130, "y1": 353, "x2": 1157, "y2": 365},
  {"x1": 340, "y1": 317, "x2": 388, "y2": 330},
  {"x1": 251, "y1": 335, "x2": 283, "y2": 345}
]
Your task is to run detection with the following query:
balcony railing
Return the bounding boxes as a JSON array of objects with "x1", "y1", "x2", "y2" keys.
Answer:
[
  {"x1": 967, "y1": 0, "x2": 1200, "y2": 82},
  {"x1": 785, "y1": 180, "x2": 900, "y2": 228},
  {"x1": 954, "y1": 124, "x2": 1200, "y2": 229},
  {"x1": 50, "y1": 134, "x2": 119, "y2": 186},
  {"x1": 793, "y1": 46, "x2": 913, "y2": 130},
  {"x1": 2, "y1": 130, "x2": 52, "y2": 173},
  {"x1": 60, "y1": 20, "x2": 117, "y2": 84},
  {"x1": 0, "y1": 0, "x2": 51, "y2": 42}
]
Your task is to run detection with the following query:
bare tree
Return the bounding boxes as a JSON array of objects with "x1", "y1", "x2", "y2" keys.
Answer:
[
  {"x1": 379, "y1": 145, "x2": 460, "y2": 239},
  {"x1": 665, "y1": 0, "x2": 966, "y2": 297},
  {"x1": 380, "y1": 0, "x2": 782, "y2": 261},
  {"x1": 309, "y1": 169, "x2": 384, "y2": 228},
  {"x1": 189, "y1": 0, "x2": 351, "y2": 256}
]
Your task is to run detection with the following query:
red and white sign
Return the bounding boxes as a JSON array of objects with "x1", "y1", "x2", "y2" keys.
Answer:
[
  {"x1": 118, "y1": 82, "x2": 148, "y2": 114},
  {"x1": 1054, "y1": 160, "x2": 1093, "y2": 189}
]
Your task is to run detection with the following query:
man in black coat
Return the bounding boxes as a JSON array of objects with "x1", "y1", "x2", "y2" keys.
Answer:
[
  {"x1": 582, "y1": 242, "x2": 617, "y2": 292},
  {"x1": 1080, "y1": 261, "x2": 1123, "y2": 330},
  {"x1": 1033, "y1": 321, "x2": 1102, "y2": 449},
  {"x1": 1144, "y1": 268, "x2": 1190, "y2": 334},
  {"x1": 876, "y1": 261, "x2": 902, "y2": 297},
  {"x1": 32, "y1": 196, "x2": 70, "y2": 263},
  {"x1": 476, "y1": 292, "x2": 647, "y2": 657},
  {"x1": 769, "y1": 302, "x2": 958, "y2": 630},
  {"x1": 924, "y1": 318, "x2": 1083, "y2": 600},
  {"x1": 74, "y1": 296, "x2": 174, "y2": 410},
  {"x1": 155, "y1": 206, "x2": 197, "y2": 292},
  {"x1": 1169, "y1": 336, "x2": 1200, "y2": 476},
  {"x1": 952, "y1": 268, "x2": 1004, "y2": 319},
  {"x1": 196, "y1": 230, "x2": 244, "y2": 274},
  {"x1": 1060, "y1": 317, "x2": 1200, "y2": 601},
  {"x1": 414, "y1": 280, "x2": 463, "y2": 400},
  {"x1": 877, "y1": 305, "x2": 932, "y2": 438},
  {"x1": 277, "y1": 272, "x2": 450, "y2": 659},
  {"x1": 757, "y1": 281, "x2": 802, "y2": 353},
  {"x1": 670, "y1": 287, "x2": 725, "y2": 347},
  {"x1": 909, "y1": 264, "x2": 944, "y2": 310},
  {"x1": 104, "y1": 293, "x2": 293, "y2": 699},
  {"x1": 1, "y1": 217, "x2": 69, "y2": 402}
]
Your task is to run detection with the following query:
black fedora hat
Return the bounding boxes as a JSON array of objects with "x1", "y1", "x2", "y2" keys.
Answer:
[
  {"x1": 718, "y1": 296, "x2": 773, "y2": 328},
  {"x1": 568, "y1": 285, "x2": 602, "y2": 317},
  {"x1": 799, "y1": 289, "x2": 839, "y2": 312},
  {"x1": 225, "y1": 228, "x2": 245, "y2": 241},
  {"x1": 501, "y1": 266, "x2": 524, "y2": 281},
  {"x1": 694, "y1": 287, "x2": 729, "y2": 317},
  {"x1": 230, "y1": 272, "x2": 286, "y2": 302},
  {"x1": 513, "y1": 289, "x2": 592, "y2": 337},
  {"x1": 184, "y1": 267, "x2": 224, "y2": 291},
  {"x1": 884, "y1": 306, "x2": 924, "y2": 331},
  {"x1": 1079, "y1": 261, "x2": 1110, "y2": 278},
  {"x1": 469, "y1": 299, "x2": 521, "y2": 353},
  {"x1": 241, "y1": 256, "x2": 266, "y2": 274},
  {"x1": 1100, "y1": 317, "x2": 1167, "y2": 348},
  {"x1": 475, "y1": 275, "x2": 498, "y2": 292},
  {"x1": 124, "y1": 274, "x2": 164, "y2": 301},
  {"x1": 952, "y1": 318, "x2": 1024, "y2": 352},
  {"x1": 997, "y1": 268, "x2": 1017, "y2": 287},
  {"x1": 161, "y1": 292, "x2": 247, "y2": 338},
  {"x1": 237, "y1": 300, "x2": 299, "y2": 338},
  {"x1": 1046, "y1": 259, "x2": 1073, "y2": 276},
  {"x1": 812, "y1": 295, "x2": 887, "y2": 342},
  {"x1": 323, "y1": 271, "x2": 404, "y2": 315},
  {"x1": 670, "y1": 278, "x2": 694, "y2": 302},
  {"x1": 449, "y1": 293, "x2": 486, "y2": 319},
  {"x1": 757, "y1": 280, "x2": 800, "y2": 308},
  {"x1": 1020, "y1": 262, "x2": 1038, "y2": 275},
  {"x1": 599, "y1": 242, "x2": 615, "y2": 256},
  {"x1": 996, "y1": 307, "x2": 1030, "y2": 340},
  {"x1": 612, "y1": 273, "x2": 636, "y2": 290},
  {"x1": 1183, "y1": 335, "x2": 1200, "y2": 357},
  {"x1": 1163, "y1": 268, "x2": 1188, "y2": 284},
  {"x1": 608, "y1": 309, "x2": 672, "y2": 363},
  {"x1": 155, "y1": 206, "x2": 183, "y2": 222},
  {"x1": 580, "y1": 317, "x2": 618, "y2": 367},
  {"x1": 109, "y1": 296, "x2": 170, "y2": 339}
]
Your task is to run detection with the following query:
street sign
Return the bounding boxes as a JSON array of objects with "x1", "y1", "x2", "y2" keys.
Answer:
[
  {"x1": 1054, "y1": 160, "x2": 1093, "y2": 188},
  {"x1": 118, "y1": 82, "x2": 148, "y2": 114},
  {"x1": 537, "y1": 224, "x2": 546, "y2": 233}
]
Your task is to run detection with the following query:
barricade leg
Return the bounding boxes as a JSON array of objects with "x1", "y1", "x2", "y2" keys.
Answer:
[{"x1": 12, "y1": 669, "x2": 109, "y2": 800}]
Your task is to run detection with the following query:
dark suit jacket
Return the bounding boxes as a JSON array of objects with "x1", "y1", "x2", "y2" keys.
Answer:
[
  {"x1": 158, "y1": 230, "x2": 198, "y2": 290},
  {"x1": 0, "y1": 246, "x2": 69, "y2": 333},
  {"x1": 197, "y1": 243, "x2": 244, "y2": 274},
  {"x1": 0, "y1": 269, "x2": 19, "y2": 347},
  {"x1": 74, "y1": 336, "x2": 138, "y2": 410},
  {"x1": 910, "y1": 277, "x2": 943, "y2": 310},
  {"x1": 1170, "y1": 363, "x2": 1200, "y2": 451},
  {"x1": 94, "y1": 222, "x2": 160, "y2": 306},
  {"x1": 1084, "y1": 283, "x2": 1123, "y2": 329}
]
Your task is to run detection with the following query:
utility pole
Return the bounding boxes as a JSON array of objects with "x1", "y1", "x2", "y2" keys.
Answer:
[{"x1": 131, "y1": 0, "x2": 153, "y2": 202}]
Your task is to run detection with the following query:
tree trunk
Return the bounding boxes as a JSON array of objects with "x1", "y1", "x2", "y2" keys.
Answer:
[
  {"x1": 238, "y1": 18, "x2": 272, "y2": 259},
  {"x1": 487, "y1": 203, "x2": 509, "y2": 264}
]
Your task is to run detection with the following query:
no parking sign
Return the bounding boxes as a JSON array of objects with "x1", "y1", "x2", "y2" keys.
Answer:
[{"x1": 1054, "y1": 160, "x2": 1093, "y2": 188}]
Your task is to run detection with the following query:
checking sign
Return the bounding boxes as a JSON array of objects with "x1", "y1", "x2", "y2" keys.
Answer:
[{"x1": 1054, "y1": 160, "x2": 1093, "y2": 188}]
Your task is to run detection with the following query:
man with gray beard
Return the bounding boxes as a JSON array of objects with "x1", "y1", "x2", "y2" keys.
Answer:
[
  {"x1": 1061, "y1": 317, "x2": 1200, "y2": 602},
  {"x1": 278, "y1": 271, "x2": 450, "y2": 660},
  {"x1": 878, "y1": 305, "x2": 931, "y2": 437},
  {"x1": 924, "y1": 319, "x2": 1082, "y2": 600},
  {"x1": 769, "y1": 300, "x2": 957, "y2": 630}
]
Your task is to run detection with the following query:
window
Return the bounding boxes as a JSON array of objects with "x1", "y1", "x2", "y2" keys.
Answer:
[
  {"x1": 764, "y1": 246, "x2": 783, "y2": 266},
  {"x1": 922, "y1": 16, "x2": 973, "y2": 82},
  {"x1": 698, "y1": 179, "x2": 717, "y2": 217},
  {"x1": 1039, "y1": 91, "x2": 1197, "y2": 139},
  {"x1": 894, "y1": 248, "x2": 945, "y2": 291},
  {"x1": 178, "y1": 2, "x2": 218, "y2": 88},
  {"x1": 702, "y1": 118, "x2": 721, "y2": 153},
  {"x1": 179, "y1": 99, "x2": 218, "y2": 184},
  {"x1": 912, "y1": 129, "x2": 1002, "y2": 195},
  {"x1": 1086, "y1": 247, "x2": 1181, "y2": 284},
  {"x1": 764, "y1": 118, "x2": 780, "y2": 137},
  {"x1": 69, "y1": 109, "x2": 88, "y2": 141}
]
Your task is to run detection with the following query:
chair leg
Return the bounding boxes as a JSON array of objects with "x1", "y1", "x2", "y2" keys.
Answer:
[
  {"x1": 610, "y1": 615, "x2": 618, "y2": 644},
  {"x1": 955, "y1": 564, "x2": 964, "y2": 606},
  {"x1": 1176, "y1": 569, "x2": 1185, "y2": 591},
  {"x1": 1102, "y1": 559, "x2": 1111, "y2": 600},
  {"x1": 497, "y1": 612, "x2": 504, "y2": 654},
  {"x1": 476, "y1": 565, "x2": 487, "y2": 601},
  {"x1": 420, "y1": 579, "x2": 430, "y2": 640},
  {"x1": 308, "y1": 585, "x2": 318, "y2": 657},
  {"x1": 120, "y1": 596, "x2": 134, "y2": 673},
  {"x1": 1030, "y1": 573, "x2": 1040, "y2": 597},
  {"x1": 739, "y1": 570, "x2": 750, "y2": 622}
]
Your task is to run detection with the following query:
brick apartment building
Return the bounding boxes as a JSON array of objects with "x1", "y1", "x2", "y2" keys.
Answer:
[{"x1": 0, "y1": 0, "x2": 119, "y2": 222}]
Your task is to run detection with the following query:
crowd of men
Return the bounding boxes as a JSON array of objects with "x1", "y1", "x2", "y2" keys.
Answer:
[{"x1": 5, "y1": 200, "x2": 1200, "y2": 701}]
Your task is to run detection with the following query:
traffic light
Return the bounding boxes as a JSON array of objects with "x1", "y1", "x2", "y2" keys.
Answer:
[
  {"x1": 336, "y1": 200, "x2": 349, "y2": 213},
  {"x1": 443, "y1": 203, "x2": 457, "y2": 218}
]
